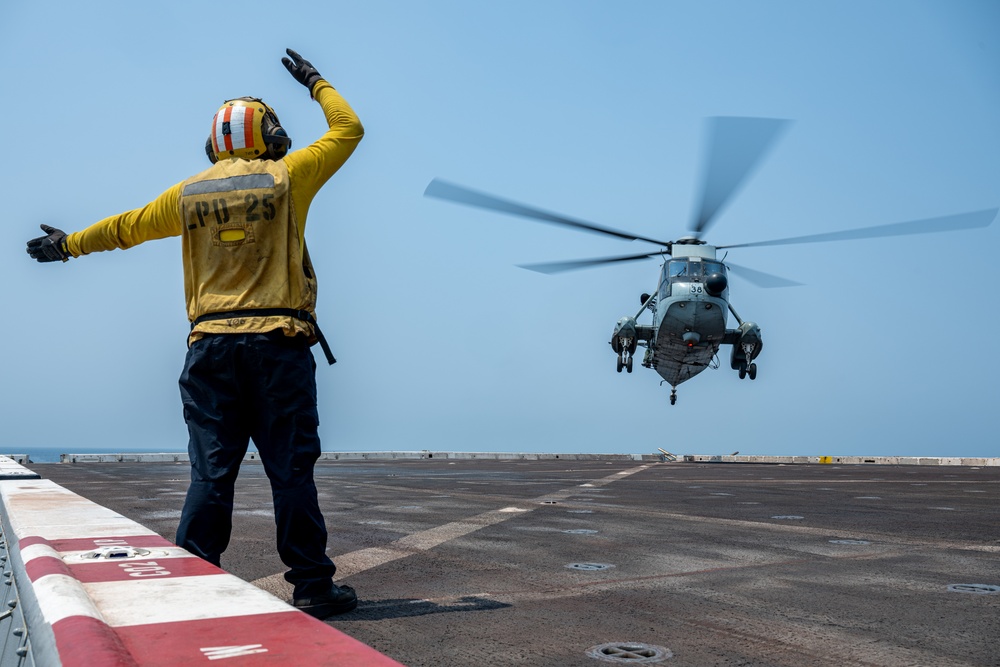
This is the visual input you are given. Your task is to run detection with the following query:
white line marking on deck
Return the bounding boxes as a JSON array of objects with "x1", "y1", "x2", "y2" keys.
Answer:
[
  {"x1": 251, "y1": 465, "x2": 650, "y2": 594},
  {"x1": 201, "y1": 645, "x2": 268, "y2": 660}
]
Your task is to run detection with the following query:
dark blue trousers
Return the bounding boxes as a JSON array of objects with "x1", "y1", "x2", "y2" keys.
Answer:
[{"x1": 176, "y1": 332, "x2": 335, "y2": 599}]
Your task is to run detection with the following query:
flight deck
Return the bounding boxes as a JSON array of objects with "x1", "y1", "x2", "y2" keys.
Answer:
[{"x1": 25, "y1": 455, "x2": 1000, "y2": 667}]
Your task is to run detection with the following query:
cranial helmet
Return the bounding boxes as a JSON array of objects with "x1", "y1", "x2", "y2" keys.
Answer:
[{"x1": 205, "y1": 97, "x2": 292, "y2": 163}]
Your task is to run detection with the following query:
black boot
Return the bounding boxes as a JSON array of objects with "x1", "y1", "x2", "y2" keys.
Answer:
[{"x1": 293, "y1": 583, "x2": 358, "y2": 618}]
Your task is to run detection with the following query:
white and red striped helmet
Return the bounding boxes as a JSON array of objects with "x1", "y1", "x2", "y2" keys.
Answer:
[{"x1": 205, "y1": 97, "x2": 291, "y2": 163}]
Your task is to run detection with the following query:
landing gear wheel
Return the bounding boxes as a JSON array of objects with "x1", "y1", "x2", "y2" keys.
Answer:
[
  {"x1": 669, "y1": 389, "x2": 677, "y2": 405},
  {"x1": 616, "y1": 356, "x2": 623, "y2": 373},
  {"x1": 626, "y1": 356, "x2": 633, "y2": 373},
  {"x1": 748, "y1": 363, "x2": 757, "y2": 380},
  {"x1": 738, "y1": 361, "x2": 747, "y2": 380}
]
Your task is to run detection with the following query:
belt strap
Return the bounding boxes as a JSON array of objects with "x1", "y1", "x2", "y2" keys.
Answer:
[{"x1": 192, "y1": 308, "x2": 336, "y2": 365}]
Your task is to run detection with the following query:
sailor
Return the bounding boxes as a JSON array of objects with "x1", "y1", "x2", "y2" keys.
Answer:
[{"x1": 26, "y1": 48, "x2": 364, "y2": 619}]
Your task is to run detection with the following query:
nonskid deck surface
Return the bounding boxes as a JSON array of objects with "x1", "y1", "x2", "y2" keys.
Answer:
[{"x1": 36, "y1": 459, "x2": 1000, "y2": 667}]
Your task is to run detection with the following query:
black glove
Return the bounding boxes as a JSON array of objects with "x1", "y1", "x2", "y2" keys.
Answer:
[
  {"x1": 26, "y1": 224, "x2": 70, "y2": 263},
  {"x1": 281, "y1": 48, "x2": 323, "y2": 95}
]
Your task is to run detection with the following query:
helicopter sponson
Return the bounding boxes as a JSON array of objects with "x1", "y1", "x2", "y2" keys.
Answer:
[
  {"x1": 611, "y1": 316, "x2": 638, "y2": 357},
  {"x1": 611, "y1": 316, "x2": 650, "y2": 373},
  {"x1": 727, "y1": 321, "x2": 763, "y2": 380}
]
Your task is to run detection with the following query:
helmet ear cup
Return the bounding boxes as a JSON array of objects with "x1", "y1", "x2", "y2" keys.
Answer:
[
  {"x1": 261, "y1": 105, "x2": 291, "y2": 160},
  {"x1": 266, "y1": 126, "x2": 290, "y2": 160},
  {"x1": 205, "y1": 136, "x2": 219, "y2": 164}
]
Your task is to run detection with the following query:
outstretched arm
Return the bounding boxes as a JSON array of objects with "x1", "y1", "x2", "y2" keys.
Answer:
[{"x1": 27, "y1": 182, "x2": 186, "y2": 261}]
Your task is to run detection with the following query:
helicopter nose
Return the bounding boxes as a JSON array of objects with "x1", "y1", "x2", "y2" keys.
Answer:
[{"x1": 683, "y1": 331, "x2": 701, "y2": 347}]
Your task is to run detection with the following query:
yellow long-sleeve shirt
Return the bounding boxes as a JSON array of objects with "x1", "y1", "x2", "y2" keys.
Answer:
[
  {"x1": 66, "y1": 80, "x2": 362, "y2": 263},
  {"x1": 64, "y1": 81, "x2": 363, "y2": 342}
]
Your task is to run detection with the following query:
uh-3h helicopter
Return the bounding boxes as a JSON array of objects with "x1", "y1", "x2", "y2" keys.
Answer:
[{"x1": 425, "y1": 117, "x2": 996, "y2": 405}]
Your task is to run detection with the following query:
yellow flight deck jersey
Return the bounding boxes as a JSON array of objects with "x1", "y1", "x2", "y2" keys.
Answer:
[{"x1": 64, "y1": 81, "x2": 363, "y2": 347}]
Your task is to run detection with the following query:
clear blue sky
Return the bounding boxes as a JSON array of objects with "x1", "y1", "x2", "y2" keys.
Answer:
[{"x1": 2, "y1": 1, "x2": 998, "y2": 458}]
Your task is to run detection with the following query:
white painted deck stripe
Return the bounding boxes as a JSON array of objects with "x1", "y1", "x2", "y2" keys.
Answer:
[
  {"x1": 338, "y1": 464, "x2": 648, "y2": 575},
  {"x1": 19, "y1": 541, "x2": 63, "y2": 565},
  {"x1": 252, "y1": 464, "x2": 650, "y2": 595},
  {"x1": 1, "y1": 481, "x2": 160, "y2": 539},
  {"x1": 85, "y1": 574, "x2": 298, "y2": 627},
  {"x1": 31, "y1": 573, "x2": 106, "y2": 625}
]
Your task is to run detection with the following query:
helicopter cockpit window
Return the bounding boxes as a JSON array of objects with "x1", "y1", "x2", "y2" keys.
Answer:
[
  {"x1": 666, "y1": 259, "x2": 726, "y2": 283},
  {"x1": 668, "y1": 261, "x2": 689, "y2": 279},
  {"x1": 703, "y1": 260, "x2": 725, "y2": 276}
]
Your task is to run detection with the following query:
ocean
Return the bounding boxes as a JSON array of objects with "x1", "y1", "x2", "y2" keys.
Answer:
[{"x1": 6, "y1": 447, "x2": 191, "y2": 464}]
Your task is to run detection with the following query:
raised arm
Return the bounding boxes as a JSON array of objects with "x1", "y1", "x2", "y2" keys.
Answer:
[{"x1": 280, "y1": 49, "x2": 365, "y2": 236}]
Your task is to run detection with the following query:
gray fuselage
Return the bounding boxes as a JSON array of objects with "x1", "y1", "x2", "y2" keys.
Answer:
[{"x1": 649, "y1": 246, "x2": 729, "y2": 387}]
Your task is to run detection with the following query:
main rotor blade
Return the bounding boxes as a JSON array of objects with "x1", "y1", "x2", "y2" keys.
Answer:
[
  {"x1": 718, "y1": 208, "x2": 997, "y2": 249},
  {"x1": 690, "y1": 117, "x2": 791, "y2": 237},
  {"x1": 425, "y1": 179, "x2": 673, "y2": 246},
  {"x1": 517, "y1": 251, "x2": 667, "y2": 274},
  {"x1": 726, "y1": 262, "x2": 802, "y2": 288}
]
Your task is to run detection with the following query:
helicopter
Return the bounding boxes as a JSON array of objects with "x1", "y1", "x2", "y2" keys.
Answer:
[{"x1": 424, "y1": 117, "x2": 996, "y2": 405}]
